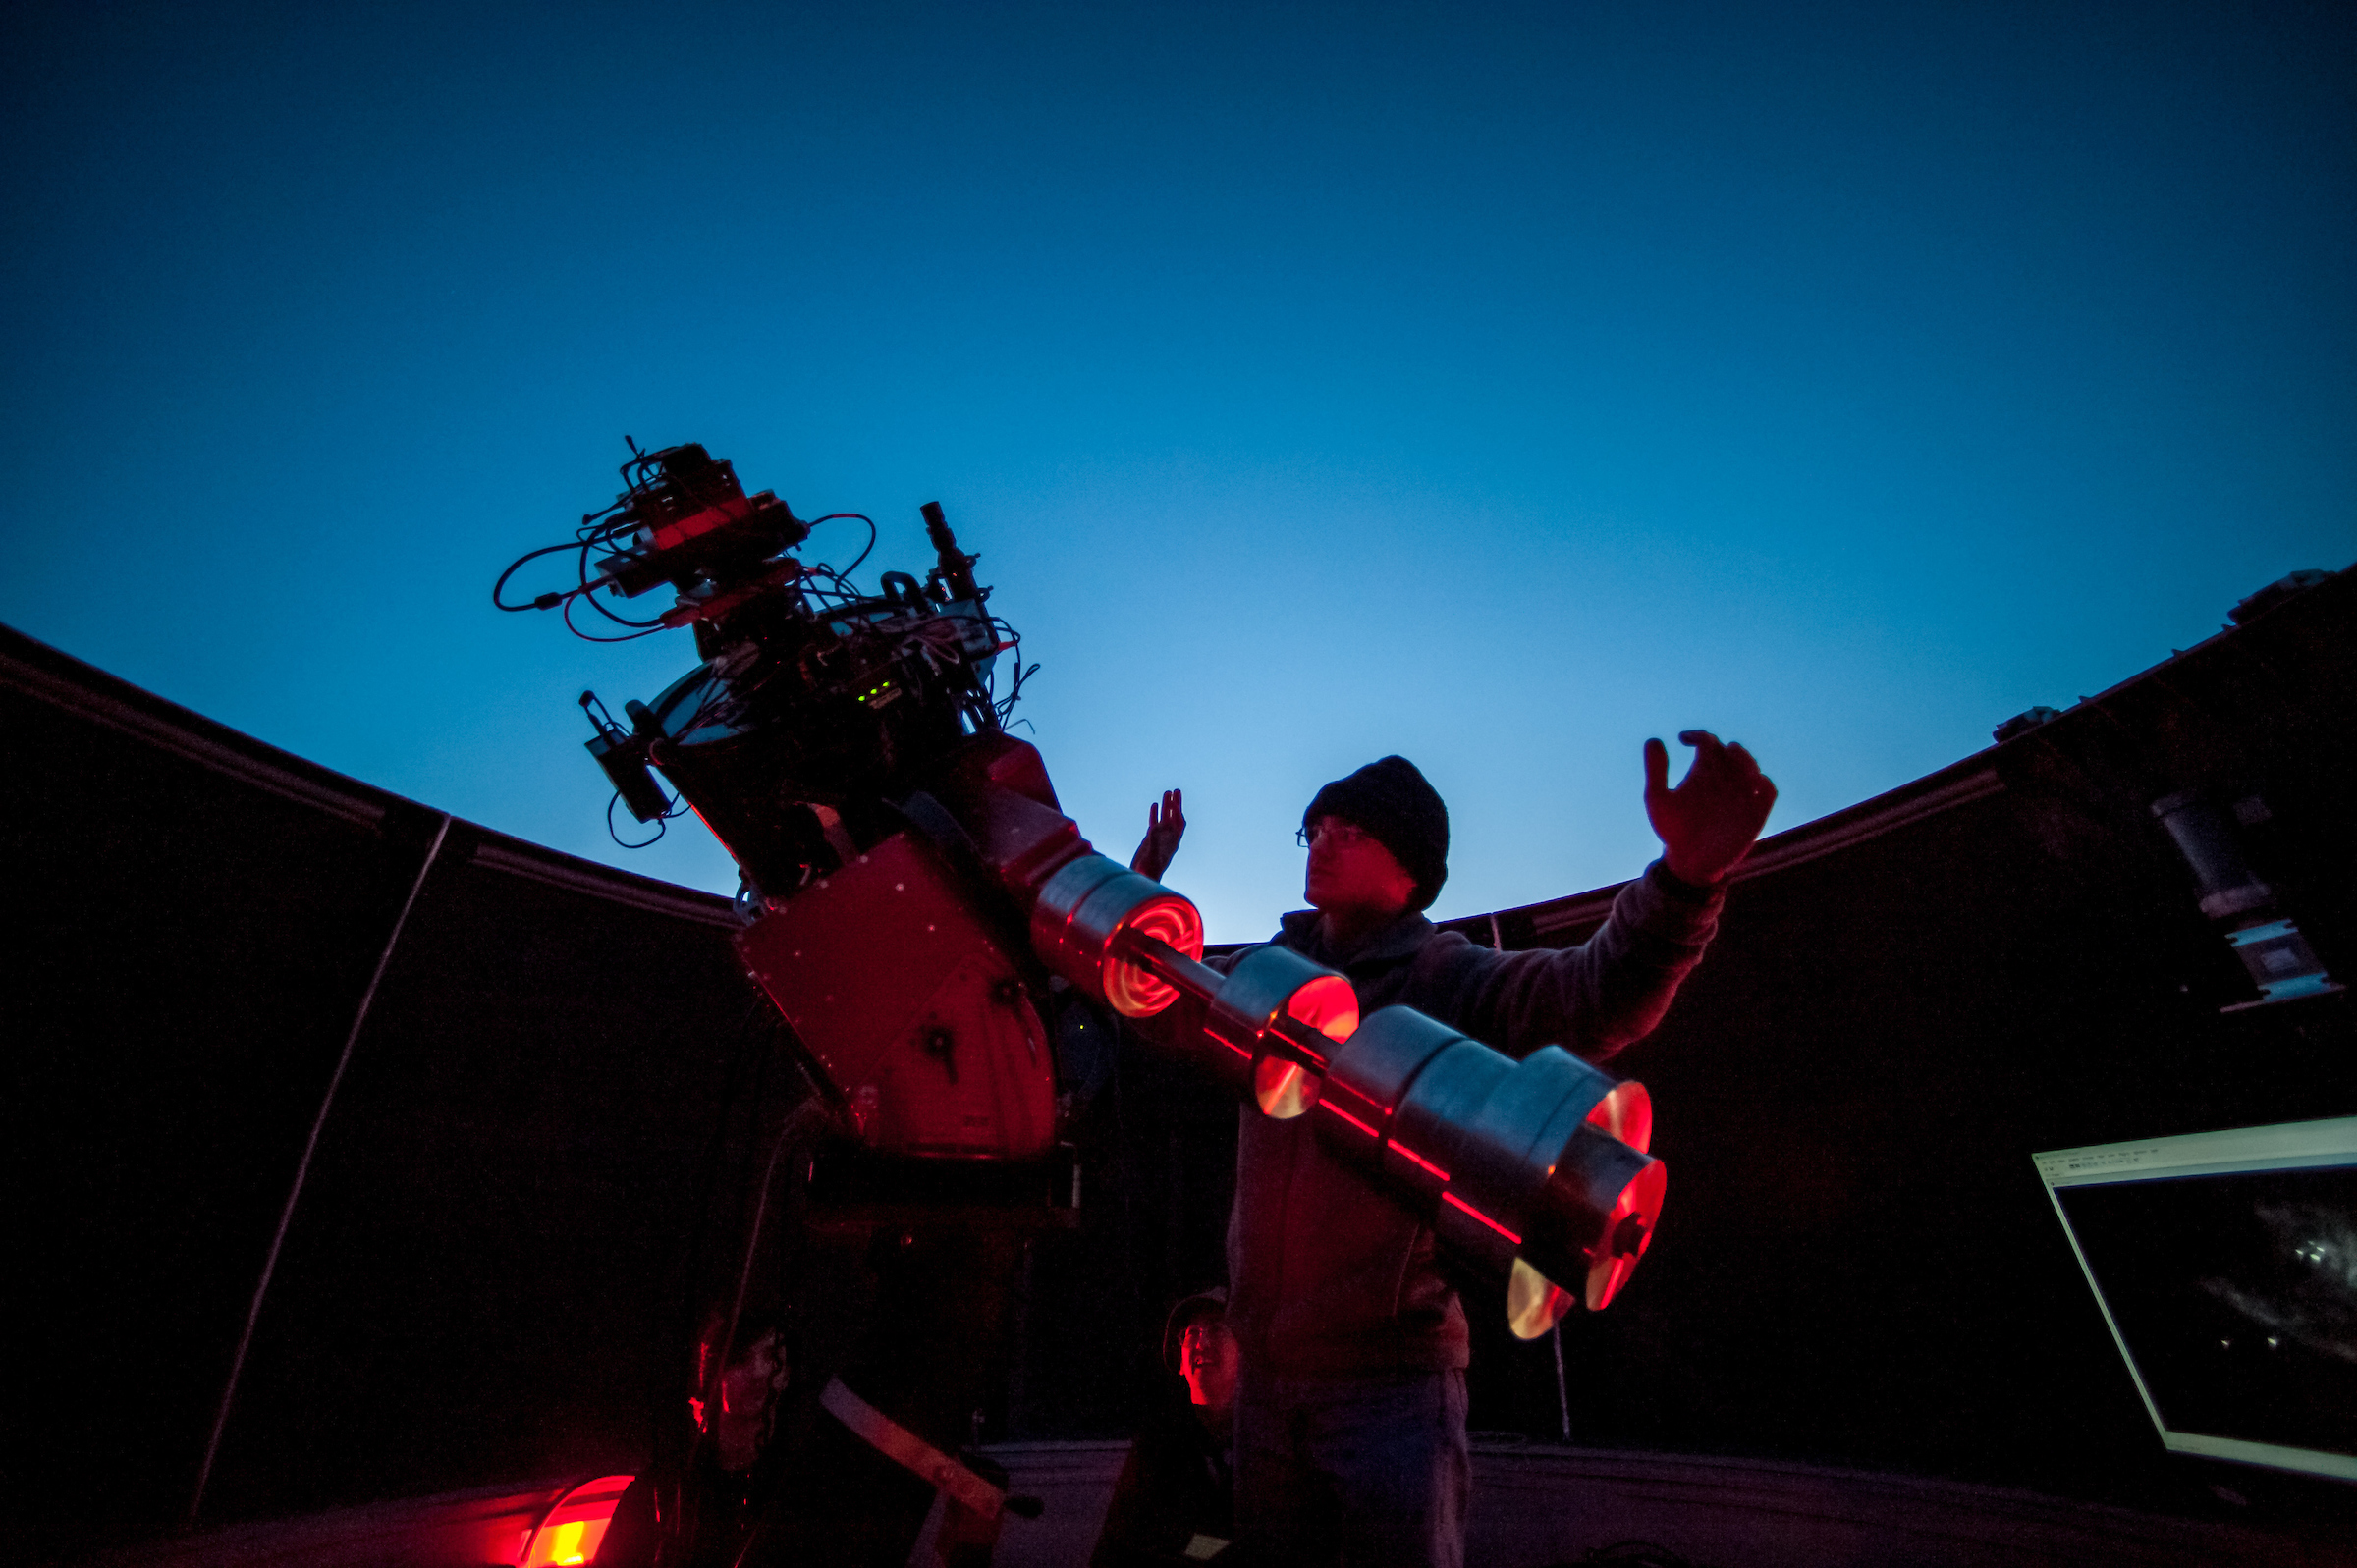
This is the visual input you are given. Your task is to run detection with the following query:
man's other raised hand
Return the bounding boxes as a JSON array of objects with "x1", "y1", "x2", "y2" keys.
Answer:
[
  {"x1": 1644, "y1": 730, "x2": 1777, "y2": 887},
  {"x1": 1131, "y1": 787, "x2": 1186, "y2": 881}
]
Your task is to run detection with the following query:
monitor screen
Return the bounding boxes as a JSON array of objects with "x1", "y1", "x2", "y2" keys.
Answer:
[{"x1": 2034, "y1": 1117, "x2": 2357, "y2": 1483}]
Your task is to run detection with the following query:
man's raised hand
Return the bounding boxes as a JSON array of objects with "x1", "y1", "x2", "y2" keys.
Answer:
[
  {"x1": 1644, "y1": 730, "x2": 1777, "y2": 887},
  {"x1": 1131, "y1": 787, "x2": 1186, "y2": 881}
]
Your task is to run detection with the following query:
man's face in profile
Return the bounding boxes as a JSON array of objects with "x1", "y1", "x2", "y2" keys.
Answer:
[
  {"x1": 1180, "y1": 1314, "x2": 1238, "y2": 1411},
  {"x1": 1302, "y1": 816, "x2": 1415, "y2": 916}
]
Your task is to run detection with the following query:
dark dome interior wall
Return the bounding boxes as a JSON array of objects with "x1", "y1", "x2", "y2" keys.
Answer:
[
  {"x1": 1438, "y1": 565, "x2": 2356, "y2": 1497},
  {"x1": 5, "y1": 565, "x2": 2352, "y2": 1561},
  {"x1": 2, "y1": 628, "x2": 774, "y2": 1561}
]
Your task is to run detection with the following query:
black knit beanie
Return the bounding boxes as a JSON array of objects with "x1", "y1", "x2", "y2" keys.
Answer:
[{"x1": 1302, "y1": 755, "x2": 1450, "y2": 911}]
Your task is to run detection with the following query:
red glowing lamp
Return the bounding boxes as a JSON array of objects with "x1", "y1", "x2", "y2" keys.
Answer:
[{"x1": 519, "y1": 1474, "x2": 635, "y2": 1567}]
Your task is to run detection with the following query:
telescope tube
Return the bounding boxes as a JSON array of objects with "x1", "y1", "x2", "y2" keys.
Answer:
[
  {"x1": 1099, "y1": 922, "x2": 1663, "y2": 1334},
  {"x1": 940, "y1": 767, "x2": 1668, "y2": 1333}
]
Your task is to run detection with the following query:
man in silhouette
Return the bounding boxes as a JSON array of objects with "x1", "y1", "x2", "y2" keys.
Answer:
[{"x1": 1130, "y1": 733, "x2": 1774, "y2": 1568}]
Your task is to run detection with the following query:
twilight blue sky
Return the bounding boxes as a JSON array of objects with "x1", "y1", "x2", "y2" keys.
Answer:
[{"x1": 4, "y1": 1, "x2": 2351, "y2": 941}]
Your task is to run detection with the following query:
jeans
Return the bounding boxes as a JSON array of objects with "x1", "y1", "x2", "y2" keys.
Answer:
[{"x1": 1232, "y1": 1365, "x2": 1469, "y2": 1568}]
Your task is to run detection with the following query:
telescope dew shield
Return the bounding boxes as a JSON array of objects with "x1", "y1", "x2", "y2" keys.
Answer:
[
  {"x1": 1205, "y1": 946, "x2": 1359, "y2": 1119},
  {"x1": 1029, "y1": 854, "x2": 1204, "y2": 1017},
  {"x1": 1319, "y1": 1006, "x2": 1666, "y2": 1336},
  {"x1": 1547, "y1": 1114, "x2": 1666, "y2": 1315},
  {"x1": 1584, "y1": 1079, "x2": 1653, "y2": 1154}
]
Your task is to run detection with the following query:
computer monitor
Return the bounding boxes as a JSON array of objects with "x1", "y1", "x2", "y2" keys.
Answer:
[{"x1": 2034, "y1": 1116, "x2": 2356, "y2": 1483}]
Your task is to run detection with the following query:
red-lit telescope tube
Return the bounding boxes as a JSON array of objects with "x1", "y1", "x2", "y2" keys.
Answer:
[
  {"x1": 1028, "y1": 854, "x2": 1206, "y2": 1016},
  {"x1": 1030, "y1": 868, "x2": 1351, "y2": 1119},
  {"x1": 1038, "y1": 892, "x2": 1661, "y2": 1334},
  {"x1": 1203, "y1": 944, "x2": 1360, "y2": 1118},
  {"x1": 1315, "y1": 1007, "x2": 1663, "y2": 1335}
]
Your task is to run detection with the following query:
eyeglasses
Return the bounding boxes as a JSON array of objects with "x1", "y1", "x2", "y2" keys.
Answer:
[
  {"x1": 1179, "y1": 1321, "x2": 1231, "y2": 1359},
  {"x1": 1295, "y1": 820, "x2": 1375, "y2": 850}
]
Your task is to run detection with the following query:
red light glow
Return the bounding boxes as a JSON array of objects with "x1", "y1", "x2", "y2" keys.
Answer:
[
  {"x1": 1584, "y1": 1082, "x2": 1653, "y2": 1154},
  {"x1": 1317, "y1": 1098, "x2": 1380, "y2": 1139},
  {"x1": 1284, "y1": 974, "x2": 1359, "y2": 1045},
  {"x1": 1392, "y1": 1142, "x2": 1450, "y2": 1182},
  {"x1": 1105, "y1": 896, "x2": 1205, "y2": 1016},
  {"x1": 1584, "y1": 1157, "x2": 1668, "y2": 1311},
  {"x1": 520, "y1": 1475, "x2": 635, "y2": 1567},
  {"x1": 1443, "y1": 1190, "x2": 1522, "y2": 1245},
  {"x1": 645, "y1": 492, "x2": 759, "y2": 553}
]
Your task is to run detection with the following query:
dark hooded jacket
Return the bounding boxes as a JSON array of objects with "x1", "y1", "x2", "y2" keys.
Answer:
[{"x1": 1208, "y1": 860, "x2": 1723, "y2": 1377}]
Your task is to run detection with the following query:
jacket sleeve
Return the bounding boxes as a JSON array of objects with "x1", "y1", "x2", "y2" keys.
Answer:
[{"x1": 1418, "y1": 860, "x2": 1723, "y2": 1062}]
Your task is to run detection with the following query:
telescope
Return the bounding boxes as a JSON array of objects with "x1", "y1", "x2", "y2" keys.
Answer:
[{"x1": 496, "y1": 442, "x2": 1667, "y2": 1556}]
